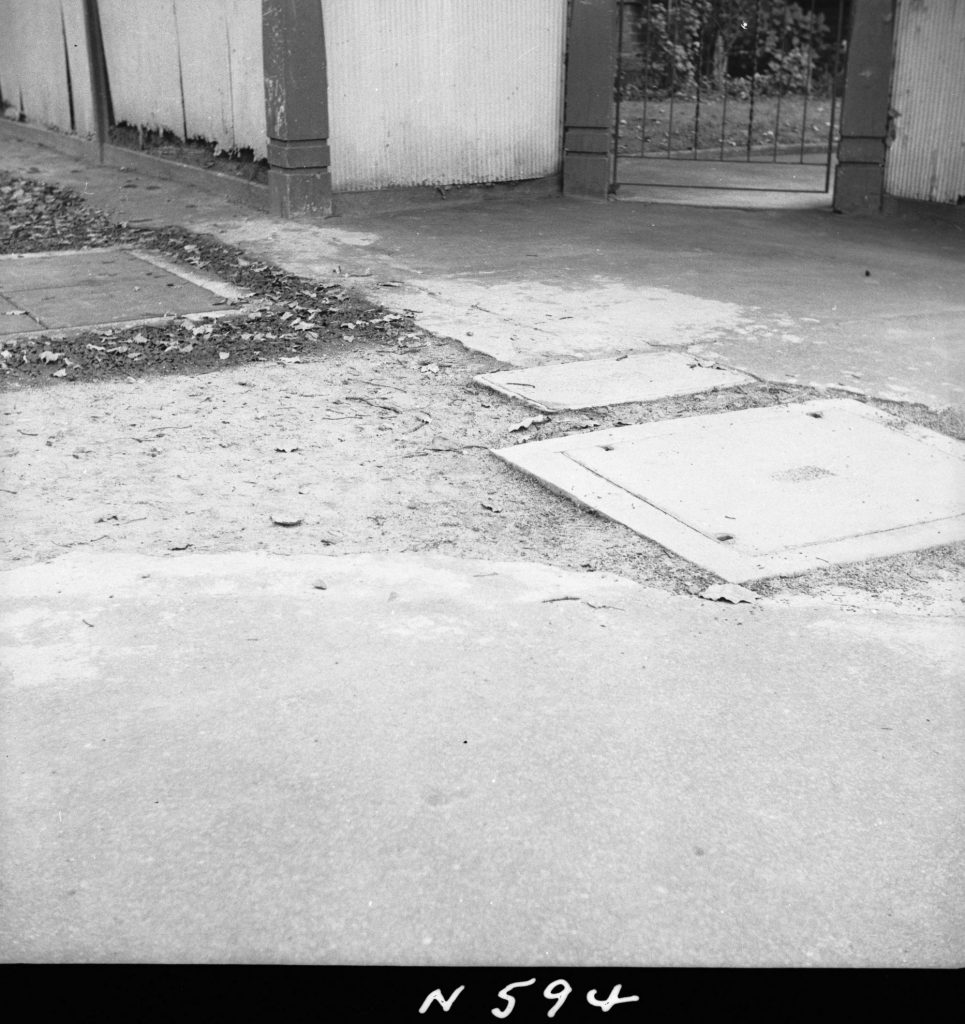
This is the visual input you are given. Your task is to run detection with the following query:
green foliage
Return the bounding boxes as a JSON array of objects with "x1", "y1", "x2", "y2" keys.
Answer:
[{"x1": 621, "y1": 0, "x2": 839, "y2": 99}]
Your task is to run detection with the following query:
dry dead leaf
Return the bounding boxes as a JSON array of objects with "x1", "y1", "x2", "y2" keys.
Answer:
[
  {"x1": 270, "y1": 513, "x2": 303, "y2": 527},
  {"x1": 699, "y1": 583, "x2": 758, "y2": 604},
  {"x1": 509, "y1": 415, "x2": 549, "y2": 432}
]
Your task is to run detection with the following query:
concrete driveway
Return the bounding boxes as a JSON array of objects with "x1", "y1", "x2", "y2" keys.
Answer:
[{"x1": 1, "y1": 134, "x2": 963, "y2": 966}]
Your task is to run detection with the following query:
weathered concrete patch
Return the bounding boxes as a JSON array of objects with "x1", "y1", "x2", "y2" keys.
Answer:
[
  {"x1": 0, "y1": 248, "x2": 246, "y2": 335},
  {"x1": 379, "y1": 278, "x2": 748, "y2": 367},
  {"x1": 476, "y1": 352, "x2": 753, "y2": 411},
  {"x1": 495, "y1": 399, "x2": 965, "y2": 582}
]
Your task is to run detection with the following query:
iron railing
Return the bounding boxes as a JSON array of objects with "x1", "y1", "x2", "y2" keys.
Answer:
[{"x1": 613, "y1": 0, "x2": 848, "y2": 192}]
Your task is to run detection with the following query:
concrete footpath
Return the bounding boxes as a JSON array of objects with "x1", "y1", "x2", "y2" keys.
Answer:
[
  {"x1": 1, "y1": 135, "x2": 963, "y2": 965},
  {"x1": 2, "y1": 550, "x2": 962, "y2": 965}
]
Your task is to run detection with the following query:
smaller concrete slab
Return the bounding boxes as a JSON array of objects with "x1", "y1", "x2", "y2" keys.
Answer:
[
  {"x1": 476, "y1": 352, "x2": 752, "y2": 411},
  {"x1": 0, "y1": 248, "x2": 245, "y2": 335},
  {"x1": 495, "y1": 399, "x2": 965, "y2": 582},
  {"x1": 2, "y1": 277, "x2": 221, "y2": 329},
  {"x1": 0, "y1": 249, "x2": 149, "y2": 290}
]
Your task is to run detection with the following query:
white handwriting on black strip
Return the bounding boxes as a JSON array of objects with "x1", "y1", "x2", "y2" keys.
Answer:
[{"x1": 419, "y1": 979, "x2": 639, "y2": 1016}]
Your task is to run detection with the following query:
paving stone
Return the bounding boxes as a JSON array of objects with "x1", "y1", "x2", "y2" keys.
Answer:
[
  {"x1": 3, "y1": 277, "x2": 225, "y2": 329},
  {"x1": 494, "y1": 399, "x2": 965, "y2": 582},
  {"x1": 476, "y1": 352, "x2": 752, "y2": 410},
  {"x1": 0, "y1": 250, "x2": 150, "y2": 290},
  {"x1": 0, "y1": 249, "x2": 243, "y2": 333}
]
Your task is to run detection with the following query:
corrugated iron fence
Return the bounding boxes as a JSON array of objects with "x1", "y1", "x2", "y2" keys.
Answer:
[
  {"x1": 886, "y1": 0, "x2": 965, "y2": 205},
  {"x1": 323, "y1": 0, "x2": 568, "y2": 192},
  {"x1": 0, "y1": 0, "x2": 267, "y2": 159},
  {"x1": 0, "y1": 0, "x2": 568, "y2": 193}
]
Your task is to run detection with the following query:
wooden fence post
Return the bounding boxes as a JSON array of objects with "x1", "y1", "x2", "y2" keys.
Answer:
[
  {"x1": 81, "y1": 0, "x2": 111, "y2": 161},
  {"x1": 834, "y1": 0, "x2": 897, "y2": 213},
  {"x1": 563, "y1": 0, "x2": 620, "y2": 200},
  {"x1": 262, "y1": 0, "x2": 332, "y2": 218}
]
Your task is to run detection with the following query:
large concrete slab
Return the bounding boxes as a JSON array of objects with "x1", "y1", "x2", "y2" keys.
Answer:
[
  {"x1": 1, "y1": 551, "x2": 962, "y2": 965},
  {"x1": 476, "y1": 352, "x2": 753, "y2": 411},
  {"x1": 0, "y1": 249, "x2": 245, "y2": 333},
  {"x1": 495, "y1": 399, "x2": 965, "y2": 582}
]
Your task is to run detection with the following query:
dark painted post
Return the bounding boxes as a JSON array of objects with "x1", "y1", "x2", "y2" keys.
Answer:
[
  {"x1": 563, "y1": 0, "x2": 620, "y2": 199},
  {"x1": 262, "y1": 0, "x2": 332, "y2": 218},
  {"x1": 81, "y1": 0, "x2": 111, "y2": 160},
  {"x1": 833, "y1": 0, "x2": 896, "y2": 214}
]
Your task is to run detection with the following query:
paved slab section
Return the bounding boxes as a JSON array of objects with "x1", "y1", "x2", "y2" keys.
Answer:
[
  {"x1": 476, "y1": 353, "x2": 753, "y2": 411},
  {"x1": 495, "y1": 399, "x2": 965, "y2": 582},
  {"x1": 0, "y1": 249, "x2": 245, "y2": 333},
  {"x1": 1, "y1": 550, "x2": 962, "y2": 965},
  {"x1": 0, "y1": 249, "x2": 151, "y2": 290}
]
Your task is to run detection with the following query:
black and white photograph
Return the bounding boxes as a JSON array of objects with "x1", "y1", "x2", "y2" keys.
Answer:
[{"x1": 0, "y1": 0, "x2": 962, "y2": 999}]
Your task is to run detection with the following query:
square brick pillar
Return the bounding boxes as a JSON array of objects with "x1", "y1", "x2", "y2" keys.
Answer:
[
  {"x1": 562, "y1": 0, "x2": 620, "y2": 200},
  {"x1": 834, "y1": 0, "x2": 897, "y2": 214},
  {"x1": 262, "y1": 0, "x2": 332, "y2": 218}
]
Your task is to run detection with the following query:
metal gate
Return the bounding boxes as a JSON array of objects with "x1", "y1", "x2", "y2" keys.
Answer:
[{"x1": 613, "y1": 1, "x2": 849, "y2": 193}]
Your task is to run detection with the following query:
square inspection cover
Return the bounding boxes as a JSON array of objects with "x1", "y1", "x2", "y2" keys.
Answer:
[
  {"x1": 475, "y1": 352, "x2": 752, "y2": 411},
  {"x1": 494, "y1": 399, "x2": 965, "y2": 582},
  {"x1": 0, "y1": 248, "x2": 246, "y2": 333}
]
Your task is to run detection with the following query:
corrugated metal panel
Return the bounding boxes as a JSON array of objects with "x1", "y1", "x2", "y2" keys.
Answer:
[
  {"x1": 886, "y1": 0, "x2": 965, "y2": 204},
  {"x1": 172, "y1": 0, "x2": 266, "y2": 157},
  {"x1": 97, "y1": 0, "x2": 266, "y2": 157},
  {"x1": 0, "y1": 0, "x2": 74, "y2": 131},
  {"x1": 61, "y1": 0, "x2": 97, "y2": 136},
  {"x1": 97, "y1": 0, "x2": 185, "y2": 135},
  {"x1": 322, "y1": 0, "x2": 568, "y2": 192}
]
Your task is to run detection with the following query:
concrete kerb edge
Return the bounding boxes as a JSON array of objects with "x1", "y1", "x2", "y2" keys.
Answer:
[
  {"x1": 128, "y1": 249, "x2": 251, "y2": 303},
  {"x1": 0, "y1": 310, "x2": 248, "y2": 344},
  {"x1": 330, "y1": 173, "x2": 563, "y2": 218}
]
